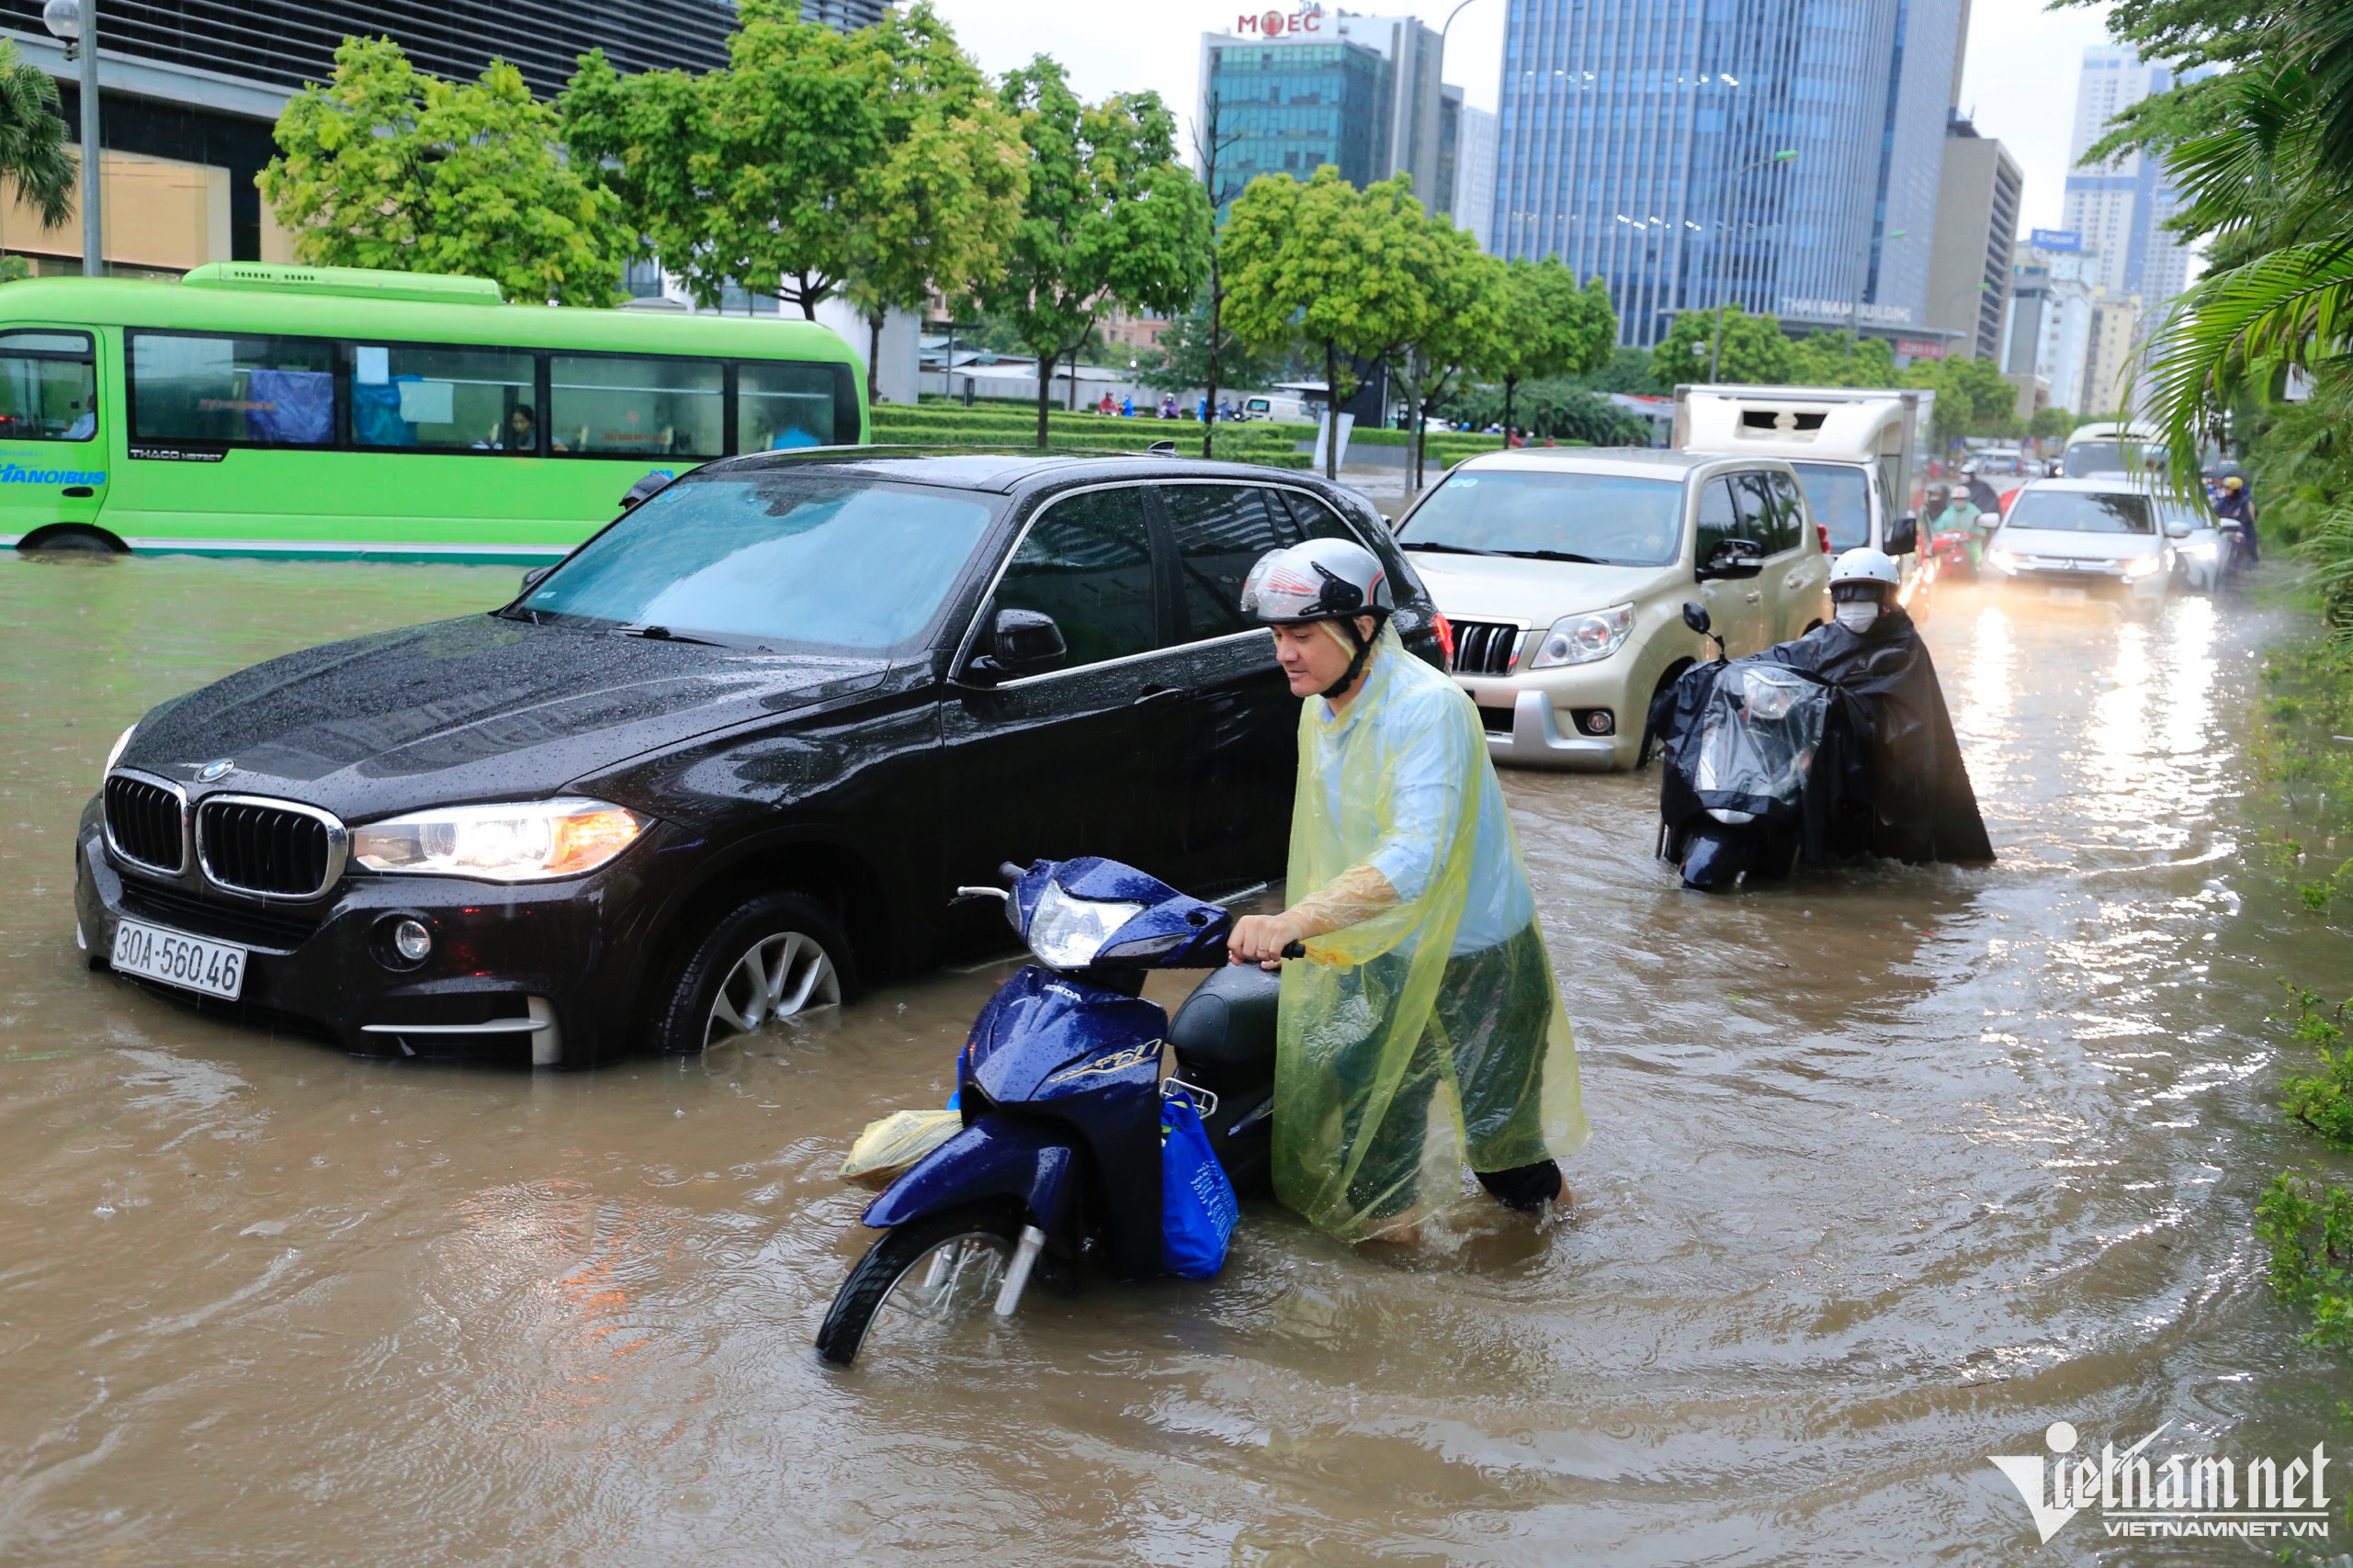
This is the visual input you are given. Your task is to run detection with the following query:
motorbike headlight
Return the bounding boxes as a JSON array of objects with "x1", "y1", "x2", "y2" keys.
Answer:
[
  {"x1": 2122, "y1": 553, "x2": 2164, "y2": 579},
  {"x1": 1986, "y1": 547, "x2": 2019, "y2": 573},
  {"x1": 351, "y1": 797, "x2": 647, "y2": 882},
  {"x1": 1026, "y1": 883, "x2": 1146, "y2": 969},
  {"x1": 102, "y1": 722, "x2": 137, "y2": 782},
  {"x1": 1529, "y1": 603, "x2": 1636, "y2": 669}
]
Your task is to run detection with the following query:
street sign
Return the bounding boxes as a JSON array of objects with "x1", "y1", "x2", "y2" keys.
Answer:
[
  {"x1": 2029, "y1": 229, "x2": 2082, "y2": 253},
  {"x1": 1896, "y1": 338, "x2": 1947, "y2": 359}
]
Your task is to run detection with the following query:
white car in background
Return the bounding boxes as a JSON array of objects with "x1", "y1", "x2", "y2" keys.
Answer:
[{"x1": 1985, "y1": 478, "x2": 2180, "y2": 614}]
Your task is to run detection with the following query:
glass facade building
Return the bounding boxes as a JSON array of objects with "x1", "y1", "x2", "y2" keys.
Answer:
[{"x1": 1491, "y1": 0, "x2": 1968, "y2": 347}]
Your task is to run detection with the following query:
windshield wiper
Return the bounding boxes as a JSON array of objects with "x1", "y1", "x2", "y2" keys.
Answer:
[
  {"x1": 494, "y1": 604, "x2": 541, "y2": 625},
  {"x1": 1499, "y1": 548, "x2": 1609, "y2": 565},
  {"x1": 615, "y1": 623, "x2": 725, "y2": 647},
  {"x1": 1398, "y1": 540, "x2": 1502, "y2": 555}
]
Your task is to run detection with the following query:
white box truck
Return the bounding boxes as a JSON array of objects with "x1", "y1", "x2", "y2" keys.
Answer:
[{"x1": 1672, "y1": 384, "x2": 1940, "y2": 615}]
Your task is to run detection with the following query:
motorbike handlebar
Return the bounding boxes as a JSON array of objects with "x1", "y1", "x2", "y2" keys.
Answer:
[
  {"x1": 999, "y1": 862, "x2": 1026, "y2": 882},
  {"x1": 1281, "y1": 941, "x2": 1306, "y2": 959}
]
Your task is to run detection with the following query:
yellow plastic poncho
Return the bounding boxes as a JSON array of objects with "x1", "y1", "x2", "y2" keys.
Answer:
[{"x1": 1274, "y1": 625, "x2": 1589, "y2": 1241}]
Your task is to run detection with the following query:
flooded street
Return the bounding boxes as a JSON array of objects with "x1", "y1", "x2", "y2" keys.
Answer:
[{"x1": 2, "y1": 552, "x2": 2347, "y2": 1564}]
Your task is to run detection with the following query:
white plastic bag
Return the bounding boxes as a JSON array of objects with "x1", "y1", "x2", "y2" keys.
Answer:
[{"x1": 838, "y1": 1108, "x2": 961, "y2": 1189}]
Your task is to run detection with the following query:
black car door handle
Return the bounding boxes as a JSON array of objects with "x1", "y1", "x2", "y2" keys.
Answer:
[{"x1": 1132, "y1": 685, "x2": 1183, "y2": 708}]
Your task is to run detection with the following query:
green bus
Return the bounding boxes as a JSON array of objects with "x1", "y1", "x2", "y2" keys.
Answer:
[{"x1": 0, "y1": 263, "x2": 866, "y2": 562}]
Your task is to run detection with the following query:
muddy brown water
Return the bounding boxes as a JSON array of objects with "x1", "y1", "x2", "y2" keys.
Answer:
[{"x1": 2, "y1": 553, "x2": 2347, "y2": 1565}]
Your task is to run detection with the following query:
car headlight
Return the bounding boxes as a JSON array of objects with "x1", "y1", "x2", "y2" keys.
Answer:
[
  {"x1": 102, "y1": 722, "x2": 136, "y2": 782},
  {"x1": 2122, "y1": 553, "x2": 2164, "y2": 579},
  {"x1": 2187, "y1": 540, "x2": 2219, "y2": 559},
  {"x1": 351, "y1": 797, "x2": 647, "y2": 881},
  {"x1": 1986, "y1": 547, "x2": 2019, "y2": 573},
  {"x1": 1025, "y1": 882, "x2": 1145, "y2": 969},
  {"x1": 1529, "y1": 603, "x2": 1636, "y2": 669}
]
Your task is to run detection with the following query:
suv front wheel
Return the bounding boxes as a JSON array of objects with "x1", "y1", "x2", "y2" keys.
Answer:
[{"x1": 644, "y1": 890, "x2": 854, "y2": 1054}]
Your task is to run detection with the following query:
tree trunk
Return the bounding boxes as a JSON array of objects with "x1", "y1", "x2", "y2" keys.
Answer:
[
  {"x1": 796, "y1": 275, "x2": 820, "y2": 321},
  {"x1": 1035, "y1": 347, "x2": 1054, "y2": 449},
  {"x1": 1503, "y1": 376, "x2": 1518, "y2": 442},
  {"x1": 1407, "y1": 352, "x2": 1425, "y2": 495},
  {"x1": 1323, "y1": 340, "x2": 1341, "y2": 481},
  {"x1": 1204, "y1": 283, "x2": 1222, "y2": 461},
  {"x1": 1067, "y1": 350, "x2": 1080, "y2": 412},
  {"x1": 866, "y1": 311, "x2": 885, "y2": 408}
]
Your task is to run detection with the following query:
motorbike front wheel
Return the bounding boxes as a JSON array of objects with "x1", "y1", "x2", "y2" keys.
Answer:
[{"x1": 815, "y1": 1202, "x2": 1023, "y2": 1366}]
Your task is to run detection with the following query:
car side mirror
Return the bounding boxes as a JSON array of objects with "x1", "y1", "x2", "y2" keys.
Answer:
[
  {"x1": 519, "y1": 564, "x2": 554, "y2": 593},
  {"x1": 1883, "y1": 514, "x2": 1919, "y2": 556},
  {"x1": 966, "y1": 607, "x2": 1068, "y2": 682},
  {"x1": 1680, "y1": 601, "x2": 1712, "y2": 637},
  {"x1": 1697, "y1": 537, "x2": 1764, "y2": 580},
  {"x1": 2165, "y1": 520, "x2": 2192, "y2": 538}
]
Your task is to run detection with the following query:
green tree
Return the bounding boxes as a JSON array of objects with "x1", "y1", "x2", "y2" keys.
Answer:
[
  {"x1": 838, "y1": 5, "x2": 1028, "y2": 403},
  {"x1": 1447, "y1": 378, "x2": 1651, "y2": 446},
  {"x1": 1578, "y1": 344, "x2": 1657, "y2": 395},
  {"x1": 1134, "y1": 289, "x2": 1280, "y2": 396},
  {"x1": 1222, "y1": 167, "x2": 1431, "y2": 479},
  {"x1": 1479, "y1": 256, "x2": 1615, "y2": 435},
  {"x1": 0, "y1": 38, "x2": 75, "y2": 258},
  {"x1": 1650, "y1": 304, "x2": 1793, "y2": 389},
  {"x1": 562, "y1": 3, "x2": 882, "y2": 318},
  {"x1": 1784, "y1": 330, "x2": 1898, "y2": 389},
  {"x1": 1396, "y1": 218, "x2": 1510, "y2": 489},
  {"x1": 262, "y1": 37, "x2": 626, "y2": 305},
  {"x1": 981, "y1": 58, "x2": 1213, "y2": 446},
  {"x1": 1899, "y1": 354, "x2": 2021, "y2": 443},
  {"x1": 2029, "y1": 405, "x2": 2076, "y2": 442}
]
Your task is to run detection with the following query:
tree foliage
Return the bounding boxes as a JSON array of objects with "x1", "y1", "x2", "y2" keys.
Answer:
[
  {"x1": 262, "y1": 37, "x2": 627, "y2": 305},
  {"x1": 1649, "y1": 304, "x2": 1793, "y2": 389},
  {"x1": 1578, "y1": 344, "x2": 1658, "y2": 395},
  {"x1": 979, "y1": 57, "x2": 1213, "y2": 446},
  {"x1": 1444, "y1": 378, "x2": 1652, "y2": 446},
  {"x1": 1134, "y1": 290, "x2": 1282, "y2": 395},
  {"x1": 1784, "y1": 331, "x2": 1899, "y2": 389},
  {"x1": 1900, "y1": 353, "x2": 2021, "y2": 442},
  {"x1": 0, "y1": 39, "x2": 75, "y2": 238},
  {"x1": 1479, "y1": 256, "x2": 1615, "y2": 433}
]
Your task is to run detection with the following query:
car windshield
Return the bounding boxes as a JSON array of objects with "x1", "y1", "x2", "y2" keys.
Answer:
[
  {"x1": 2063, "y1": 439, "x2": 2166, "y2": 478},
  {"x1": 1396, "y1": 469, "x2": 1684, "y2": 567},
  {"x1": 517, "y1": 474, "x2": 998, "y2": 649},
  {"x1": 2004, "y1": 489, "x2": 2155, "y2": 534},
  {"x1": 1791, "y1": 462, "x2": 1872, "y2": 551}
]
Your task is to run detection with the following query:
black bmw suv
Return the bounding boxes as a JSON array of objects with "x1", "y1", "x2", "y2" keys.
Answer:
[{"x1": 76, "y1": 451, "x2": 1442, "y2": 1066}]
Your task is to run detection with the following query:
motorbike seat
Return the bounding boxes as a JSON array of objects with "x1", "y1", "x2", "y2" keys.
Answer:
[{"x1": 1168, "y1": 964, "x2": 1282, "y2": 1071}]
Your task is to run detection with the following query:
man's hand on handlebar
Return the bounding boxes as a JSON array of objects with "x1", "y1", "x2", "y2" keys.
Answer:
[{"x1": 1229, "y1": 912, "x2": 1310, "y2": 970}]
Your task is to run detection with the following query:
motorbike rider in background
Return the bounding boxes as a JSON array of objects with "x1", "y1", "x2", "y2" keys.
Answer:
[
  {"x1": 1958, "y1": 462, "x2": 2001, "y2": 516},
  {"x1": 2216, "y1": 474, "x2": 2259, "y2": 566},
  {"x1": 1923, "y1": 481, "x2": 1990, "y2": 571},
  {"x1": 1225, "y1": 539, "x2": 1589, "y2": 1243}
]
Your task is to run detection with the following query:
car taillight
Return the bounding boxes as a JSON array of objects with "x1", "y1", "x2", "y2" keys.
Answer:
[
  {"x1": 1816, "y1": 523, "x2": 1831, "y2": 554},
  {"x1": 1431, "y1": 611, "x2": 1456, "y2": 668}
]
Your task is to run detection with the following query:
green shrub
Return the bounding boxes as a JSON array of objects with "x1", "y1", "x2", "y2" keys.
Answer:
[{"x1": 2257, "y1": 1172, "x2": 2353, "y2": 1354}]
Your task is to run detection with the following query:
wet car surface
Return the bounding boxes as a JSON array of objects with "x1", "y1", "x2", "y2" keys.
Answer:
[{"x1": 2, "y1": 554, "x2": 2347, "y2": 1563}]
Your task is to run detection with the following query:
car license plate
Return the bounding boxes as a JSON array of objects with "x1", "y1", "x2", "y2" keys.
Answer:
[
  {"x1": 2047, "y1": 586, "x2": 2087, "y2": 604},
  {"x1": 110, "y1": 918, "x2": 246, "y2": 999}
]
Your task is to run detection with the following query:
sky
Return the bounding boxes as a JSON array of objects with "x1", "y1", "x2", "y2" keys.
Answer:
[{"x1": 927, "y1": 0, "x2": 2120, "y2": 236}]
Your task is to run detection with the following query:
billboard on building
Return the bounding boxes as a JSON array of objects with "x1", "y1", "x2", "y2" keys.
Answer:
[{"x1": 2029, "y1": 229, "x2": 2083, "y2": 253}]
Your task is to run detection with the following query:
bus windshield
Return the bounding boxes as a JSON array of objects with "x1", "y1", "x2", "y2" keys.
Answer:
[
  {"x1": 1791, "y1": 462, "x2": 1872, "y2": 551},
  {"x1": 2063, "y1": 440, "x2": 2166, "y2": 478},
  {"x1": 518, "y1": 475, "x2": 998, "y2": 650}
]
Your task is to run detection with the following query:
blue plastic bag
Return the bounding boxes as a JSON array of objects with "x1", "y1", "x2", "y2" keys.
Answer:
[{"x1": 1161, "y1": 1088, "x2": 1239, "y2": 1278}]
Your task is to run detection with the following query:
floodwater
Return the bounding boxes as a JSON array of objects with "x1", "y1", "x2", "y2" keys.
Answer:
[{"x1": 2, "y1": 553, "x2": 2347, "y2": 1565}]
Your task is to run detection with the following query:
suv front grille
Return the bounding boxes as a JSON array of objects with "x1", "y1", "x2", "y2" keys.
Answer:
[
  {"x1": 118, "y1": 878, "x2": 327, "y2": 952},
  {"x1": 1450, "y1": 620, "x2": 1523, "y2": 677},
  {"x1": 104, "y1": 774, "x2": 185, "y2": 873},
  {"x1": 196, "y1": 797, "x2": 345, "y2": 898}
]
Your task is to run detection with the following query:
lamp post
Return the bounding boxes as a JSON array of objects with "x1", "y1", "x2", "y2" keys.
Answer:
[
  {"x1": 40, "y1": 0, "x2": 100, "y2": 276},
  {"x1": 1848, "y1": 228, "x2": 1906, "y2": 362},
  {"x1": 1709, "y1": 148, "x2": 1797, "y2": 381}
]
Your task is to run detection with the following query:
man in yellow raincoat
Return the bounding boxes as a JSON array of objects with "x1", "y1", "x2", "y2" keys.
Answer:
[{"x1": 1227, "y1": 539, "x2": 1589, "y2": 1241}]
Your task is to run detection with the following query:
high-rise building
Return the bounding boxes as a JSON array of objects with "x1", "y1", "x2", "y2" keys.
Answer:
[
  {"x1": 801, "y1": 0, "x2": 894, "y2": 28},
  {"x1": 2062, "y1": 46, "x2": 2205, "y2": 305},
  {"x1": 1490, "y1": 0, "x2": 1970, "y2": 347},
  {"x1": 1452, "y1": 98, "x2": 1499, "y2": 253},
  {"x1": 2001, "y1": 243, "x2": 2101, "y2": 412},
  {"x1": 1926, "y1": 115, "x2": 2023, "y2": 361},
  {"x1": 2080, "y1": 294, "x2": 2143, "y2": 416},
  {"x1": 1197, "y1": 10, "x2": 1456, "y2": 217}
]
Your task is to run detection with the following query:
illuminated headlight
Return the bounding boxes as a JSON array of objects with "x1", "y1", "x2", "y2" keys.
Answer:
[
  {"x1": 2122, "y1": 553, "x2": 2164, "y2": 580},
  {"x1": 1529, "y1": 603, "x2": 1636, "y2": 669},
  {"x1": 1986, "y1": 547, "x2": 2019, "y2": 573},
  {"x1": 351, "y1": 797, "x2": 647, "y2": 881},
  {"x1": 1025, "y1": 883, "x2": 1145, "y2": 969},
  {"x1": 102, "y1": 722, "x2": 136, "y2": 782}
]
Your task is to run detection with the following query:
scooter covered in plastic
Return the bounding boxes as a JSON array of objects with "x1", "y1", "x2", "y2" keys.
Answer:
[{"x1": 815, "y1": 857, "x2": 1289, "y2": 1365}]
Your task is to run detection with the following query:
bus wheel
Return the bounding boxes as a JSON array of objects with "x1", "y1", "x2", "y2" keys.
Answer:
[{"x1": 18, "y1": 525, "x2": 125, "y2": 554}]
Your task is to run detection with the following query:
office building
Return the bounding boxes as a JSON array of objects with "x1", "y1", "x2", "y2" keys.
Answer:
[
  {"x1": 2081, "y1": 294, "x2": 2143, "y2": 416},
  {"x1": 1196, "y1": 10, "x2": 1457, "y2": 217},
  {"x1": 1490, "y1": 0, "x2": 1969, "y2": 347},
  {"x1": 1925, "y1": 115, "x2": 2023, "y2": 361},
  {"x1": 1450, "y1": 96, "x2": 1499, "y2": 252},
  {"x1": 2001, "y1": 242, "x2": 2101, "y2": 412},
  {"x1": 801, "y1": 0, "x2": 894, "y2": 28},
  {"x1": 2063, "y1": 46, "x2": 2205, "y2": 304}
]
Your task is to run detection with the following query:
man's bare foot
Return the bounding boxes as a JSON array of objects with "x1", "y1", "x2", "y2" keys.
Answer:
[{"x1": 1363, "y1": 1222, "x2": 1421, "y2": 1245}]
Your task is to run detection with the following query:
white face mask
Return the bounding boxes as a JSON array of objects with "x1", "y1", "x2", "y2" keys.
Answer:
[{"x1": 1835, "y1": 601, "x2": 1881, "y2": 633}]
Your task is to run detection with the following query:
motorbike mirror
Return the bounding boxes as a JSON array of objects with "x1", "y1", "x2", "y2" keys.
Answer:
[
  {"x1": 1884, "y1": 513, "x2": 1919, "y2": 556},
  {"x1": 966, "y1": 607, "x2": 1069, "y2": 683},
  {"x1": 1680, "y1": 601, "x2": 1712, "y2": 637}
]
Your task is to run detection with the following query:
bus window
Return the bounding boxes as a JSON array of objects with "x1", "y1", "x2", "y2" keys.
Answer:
[
  {"x1": 0, "y1": 330, "x2": 96, "y2": 441},
  {"x1": 550, "y1": 355, "x2": 723, "y2": 458},
  {"x1": 130, "y1": 332, "x2": 338, "y2": 446},
  {"x1": 351, "y1": 344, "x2": 534, "y2": 451},
  {"x1": 739, "y1": 362, "x2": 838, "y2": 451}
]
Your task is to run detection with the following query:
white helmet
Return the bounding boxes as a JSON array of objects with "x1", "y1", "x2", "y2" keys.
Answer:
[
  {"x1": 1239, "y1": 538, "x2": 1395, "y2": 626},
  {"x1": 1830, "y1": 547, "x2": 1901, "y2": 592}
]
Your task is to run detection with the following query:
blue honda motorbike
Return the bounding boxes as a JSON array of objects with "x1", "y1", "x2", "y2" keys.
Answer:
[{"x1": 814, "y1": 856, "x2": 1289, "y2": 1366}]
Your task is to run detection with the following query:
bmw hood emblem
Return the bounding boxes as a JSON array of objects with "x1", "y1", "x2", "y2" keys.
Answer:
[{"x1": 197, "y1": 759, "x2": 234, "y2": 782}]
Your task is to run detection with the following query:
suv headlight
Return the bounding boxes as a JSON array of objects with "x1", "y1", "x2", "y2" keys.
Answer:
[
  {"x1": 351, "y1": 797, "x2": 647, "y2": 881},
  {"x1": 1529, "y1": 604, "x2": 1636, "y2": 669},
  {"x1": 2122, "y1": 553, "x2": 2164, "y2": 579},
  {"x1": 102, "y1": 722, "x2": 136, "y2": 782},
  {"x1": 1026, "y1": 883, "x2": 1145, "y2": 969}
]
